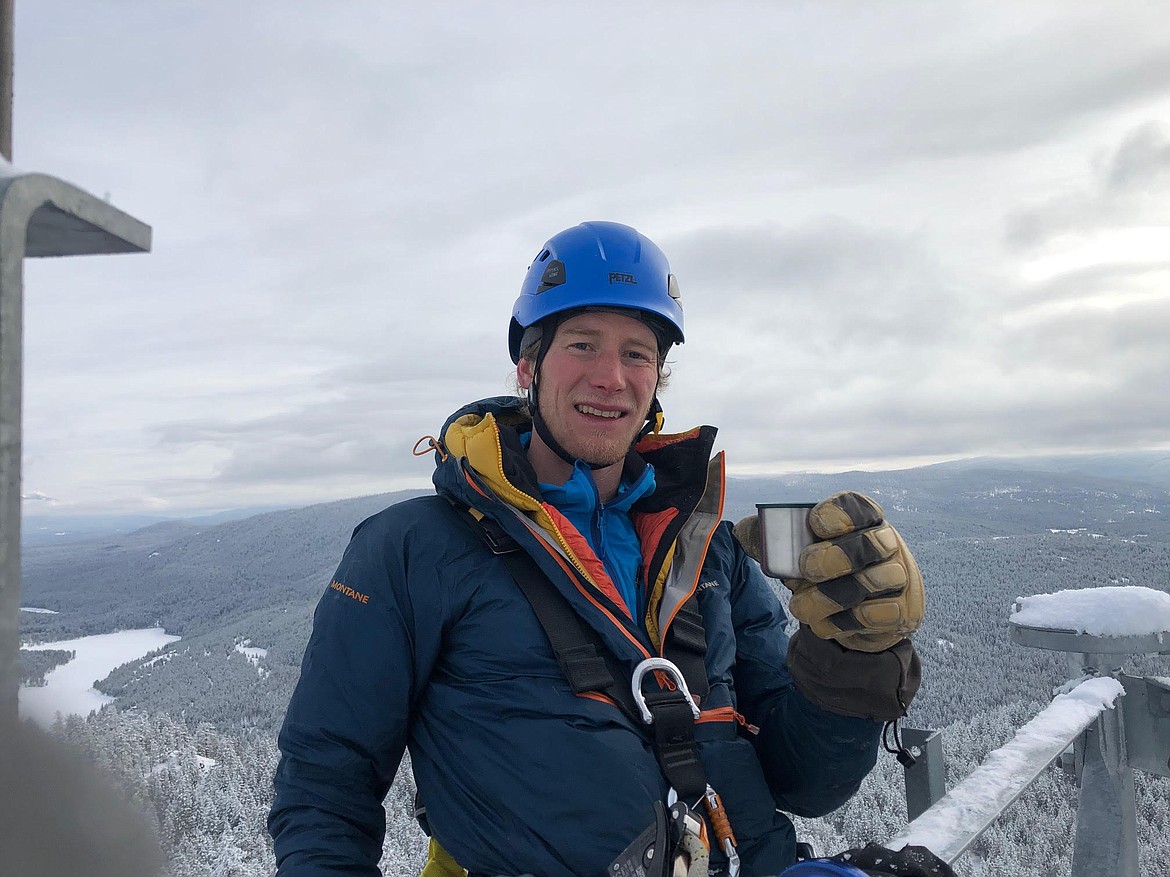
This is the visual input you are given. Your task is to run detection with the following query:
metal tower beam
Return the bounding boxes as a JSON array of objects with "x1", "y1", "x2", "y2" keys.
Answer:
[{"x1": 0, "y1": 164, "x2": 150, "y2": 724}]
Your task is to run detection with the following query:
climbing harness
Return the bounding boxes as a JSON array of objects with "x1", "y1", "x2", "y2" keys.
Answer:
[{"x1": 459, "y1": 507, "x2": 740, "y2": 876}]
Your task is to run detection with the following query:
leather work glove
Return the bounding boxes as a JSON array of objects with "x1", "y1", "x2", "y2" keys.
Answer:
[{"x1": 735, "y1": 491, "x2": 923, "y2": 653}]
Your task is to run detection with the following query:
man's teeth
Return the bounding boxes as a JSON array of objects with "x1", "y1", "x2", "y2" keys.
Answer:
[{"x1": 577, "y1": 405, "x2": 622, "y2": 419}]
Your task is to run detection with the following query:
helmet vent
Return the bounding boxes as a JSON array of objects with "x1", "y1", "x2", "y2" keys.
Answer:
[
  {"x1": 537, "y1": 259, "x2": 566, "y2": 293},
  {"x1": 537, "y1": 249, "x2": 551, "y2": 262}
]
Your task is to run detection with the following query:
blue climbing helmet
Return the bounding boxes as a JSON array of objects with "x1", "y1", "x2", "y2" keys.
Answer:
[{"x1": 508, "y1": 221, "x2": 684, "y2": 364}]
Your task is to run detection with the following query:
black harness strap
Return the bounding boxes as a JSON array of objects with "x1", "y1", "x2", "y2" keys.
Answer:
[
  {"x1": 641, "y1": 687, "x2": 709, "y2": 801},
  {"x1": 664, "y1": 599, "x2": 709, "y2": 703},
  {"x1": 464, "y1": 508, "x2": 711, "y2": 801},
  {"x1": 497, "y1": 547, "x2": 618, "y2": 696}
]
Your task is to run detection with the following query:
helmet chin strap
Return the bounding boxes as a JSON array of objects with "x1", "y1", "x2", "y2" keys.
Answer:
[
  {"x1": 525, "y1": 316, "x2": 665, "y2": 471},
  {"x1": 530, "y1": 388, "x2": 607, "y2": 471}
]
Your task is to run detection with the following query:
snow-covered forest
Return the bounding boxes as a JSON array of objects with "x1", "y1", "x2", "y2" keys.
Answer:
[
  {"x1": 18, "y1": 460, "x2": 1170, "y2": 876},
  {"x1": 18, "y1": 648, "x2": 73, "y2": 685}
]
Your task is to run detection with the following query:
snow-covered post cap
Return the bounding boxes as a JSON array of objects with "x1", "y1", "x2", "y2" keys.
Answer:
[{"x1": 1009, "y1": 586, "x2": 1170, "y2": 656}]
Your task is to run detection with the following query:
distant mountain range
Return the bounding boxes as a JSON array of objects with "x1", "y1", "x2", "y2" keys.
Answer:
[
  {"x1": 21, "y1": 453, "x2": 1170, "y2": 641},
  {"x1": 926, "y1": 449, "x2": 1170, "y2": 489},
  {"x1": 21, "y1": 449, "x2": 1170, "y2": 546},
  {"x1": 20, "y1": 451, "x2": 1170, "y2": 651},
  {"x1": 20, "y1": 505, "x2": 299, "y2": 545}
]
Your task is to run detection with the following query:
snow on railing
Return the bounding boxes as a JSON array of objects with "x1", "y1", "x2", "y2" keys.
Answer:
[
  {"x1": 887, "y1": 677, "x2": 1124, "y2": 863},
  {"x1": 886, "y1": 585, "x2": 1170, "y2": 877}
]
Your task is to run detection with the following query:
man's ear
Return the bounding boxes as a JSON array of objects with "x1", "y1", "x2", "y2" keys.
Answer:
[{"x1": 517, "y1": 357, "x2": 534, "y2": 391}]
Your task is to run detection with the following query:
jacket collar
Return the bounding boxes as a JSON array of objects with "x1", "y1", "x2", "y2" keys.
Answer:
[
  {"x1": 433, "y1": 396, "x2": 713, "y2": 511},
  {"x1": 537, "y1": 455, "x2": 658, "y2": 518},
  {"x1": 432, "y1": 396, "x2": 723, "y2": 651}
]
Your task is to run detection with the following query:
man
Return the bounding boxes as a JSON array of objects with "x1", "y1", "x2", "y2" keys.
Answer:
[{"x1": 269, "y1": 221, "x2": 925, "y2": 877}]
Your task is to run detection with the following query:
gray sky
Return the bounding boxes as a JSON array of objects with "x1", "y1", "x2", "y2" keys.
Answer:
[{"x1": 14, "y1": 1, "x2": 1170, "y2": 516}]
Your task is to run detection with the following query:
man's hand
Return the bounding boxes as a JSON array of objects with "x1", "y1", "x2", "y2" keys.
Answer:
[
  {"x1": 738, "y1": 491, "x2": 923, "y2": 653},
  {"x1": 789, "y1": 491, "x2": 923, "y2": 652}
]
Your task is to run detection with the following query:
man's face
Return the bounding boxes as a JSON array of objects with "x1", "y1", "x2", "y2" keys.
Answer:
[{"x1": 518, "y1": 311, "x2": 660, "y2": 468}]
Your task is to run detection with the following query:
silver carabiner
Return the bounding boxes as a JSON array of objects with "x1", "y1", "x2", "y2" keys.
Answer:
[{"x1": 631, "y1": 657, "x2": 701, "y2": 725}]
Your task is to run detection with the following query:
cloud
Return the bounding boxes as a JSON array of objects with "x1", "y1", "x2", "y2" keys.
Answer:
[
  {"x1": 1106, "y1": 121, "x2": 1170, "y2": 190},
  {"x1": 661, "y1": 184, "x2": 1170, "y2": 472},
  {"x1": 713, "y1": 289, "x2": 1170, "y2": 470},
  {"x1": 1006, "y1": 121, "x2": 1170, "y2": 250},
  {"x1": 660, "y1": 217, "x2": 986, "y2": 435},
  {"x1": 15, "y1": 2, "x2": 1170, "y2": 512},
  {"x1": 1012, "y1": 261, "x2": 1170, "y2": 308}
]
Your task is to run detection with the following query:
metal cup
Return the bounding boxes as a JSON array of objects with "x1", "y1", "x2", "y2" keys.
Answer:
[{"x1": 756, "y1": 502, "x2": 817, "y2": 579}]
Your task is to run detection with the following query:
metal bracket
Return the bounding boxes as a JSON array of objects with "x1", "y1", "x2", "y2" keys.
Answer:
[
  {"x1": 1120, "y1": 674, "x2": 1170, "y2": 778},
  {"x1": 901, "y1": 727, "x2": 945, "y2": 821}
]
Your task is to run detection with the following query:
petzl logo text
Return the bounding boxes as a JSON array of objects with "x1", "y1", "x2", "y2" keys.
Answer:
[{"x1": 608, "y1": 272, "x2": 637, "y2": 285}]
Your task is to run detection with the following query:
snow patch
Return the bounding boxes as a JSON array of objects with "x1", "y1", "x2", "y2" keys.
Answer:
[
  {"x1": 233, "y1": 639, "x2": 267, "y2": 665},
  {"x1": 151, "y1": 750, "x2": 218, "y2": 776},
  {"x1": 19, "y1": 606, "x2": 58, "y2": 614},
  {"x1": 234, "y1": 638, "x2": 269, "y2": 678},
  {"x1": 1011, "y1": 586, "x2": 1170, "y2": 637}
]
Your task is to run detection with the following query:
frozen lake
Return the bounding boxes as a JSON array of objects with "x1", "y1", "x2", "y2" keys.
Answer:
[{"x1": 19, "y1": 627, "x2": 181, "y2": 728}]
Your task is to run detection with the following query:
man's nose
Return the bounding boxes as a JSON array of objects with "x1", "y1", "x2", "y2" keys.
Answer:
[{"x1": 588, "y1": 350, "x2": 626, "y2": 392}]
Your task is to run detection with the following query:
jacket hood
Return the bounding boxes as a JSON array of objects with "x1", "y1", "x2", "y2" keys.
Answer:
[
  {"x1": 438, "y1": 395, "x2": 530, "y2": 439},
  {"x1": 438, "y1": 397, "x2": 544, "y2": 515}
]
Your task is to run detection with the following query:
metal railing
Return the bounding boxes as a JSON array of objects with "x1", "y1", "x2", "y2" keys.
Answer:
[{"x1": 888, "y1": 587, "x2": 1170, "y2": 876}]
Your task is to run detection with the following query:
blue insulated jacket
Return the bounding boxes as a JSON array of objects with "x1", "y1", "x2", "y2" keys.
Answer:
[
  {"x1": 269, "y1": 397, "x2": 882, "y2": 877},
  {"x1": 535, "y1": 455, "x2": 656, "y2": 616}
]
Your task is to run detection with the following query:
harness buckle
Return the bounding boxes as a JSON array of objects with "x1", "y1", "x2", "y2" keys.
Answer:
[{"x1": 631, "y1": 657, "x2": 701, "y2": 724}]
